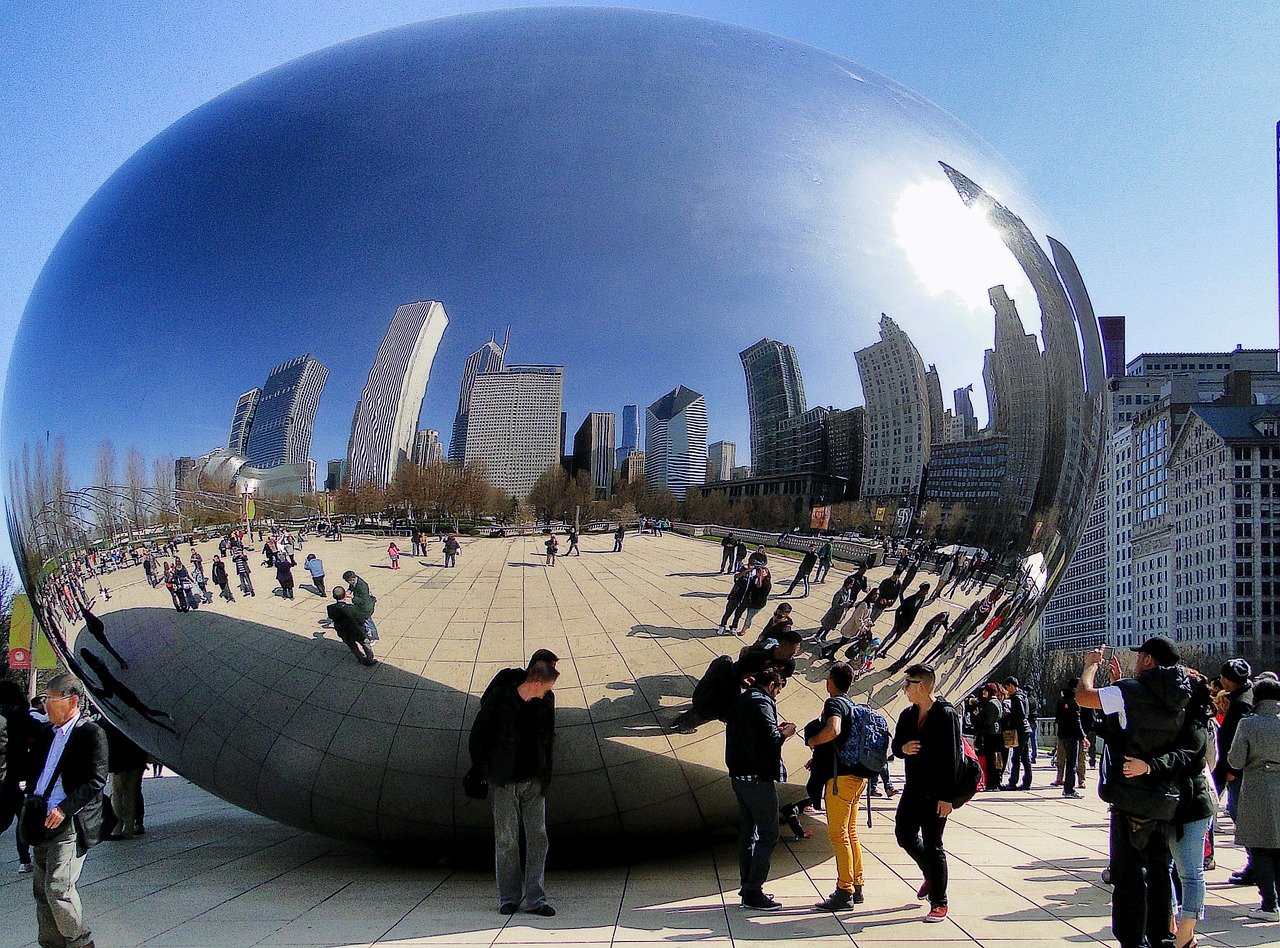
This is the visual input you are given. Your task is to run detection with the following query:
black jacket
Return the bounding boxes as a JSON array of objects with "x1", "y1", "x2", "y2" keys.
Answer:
[
  {"x1": 326, "y1": 601, "x2": 367, "y2": 643},
  {"x1": 469, "y1": 684, "x2": 555, "y2": 787},
  {"x1": 29, "y1": 716, "x2": 109, "y2": 853},
  {"x1": 744, "y1": 569, "x2": 771, "y2": 609},
  {"x1": 891, "y1": 699, "x2": 963, "y2": 802},
  {"x1": 1146, "y1": 715, "x2": 1216, "y2": 829},
  {"x1": 211, "y1": 560, "x2": 229, "y2": 585},
  {"x1": 1055, "y1": 695, "x2": 1084, "y2": 741},
  {"x1": 725, "y1": 686, "x2": 785, "y2": 781},
  {"x1": 1004, "y1": 689, "x2": 1032, "y2": 736},
  {"x1": 1213, "y1": 683, "x2": 1253, "y2": 788},
  {"x1": 1100, "y1": 665, "x2": 1192, "y2": 821}
]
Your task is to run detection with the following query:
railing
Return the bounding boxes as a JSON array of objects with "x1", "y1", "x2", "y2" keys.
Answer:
[{"x1": 670, "y1": 523, "x2": 883, "y2": 568}]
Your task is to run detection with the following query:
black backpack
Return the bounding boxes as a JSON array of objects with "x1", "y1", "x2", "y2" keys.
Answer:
[{"x1": 691, "y1": 656, "x2": 739, "y2": 722}]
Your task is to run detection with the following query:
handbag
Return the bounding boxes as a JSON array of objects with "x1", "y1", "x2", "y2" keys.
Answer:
[
  {"x1": 1002, "y1": 729, "x2": 1018, "y2": 749},
  {"x1": 18, "y1": 751, "x2": 69, "y2": 848}
]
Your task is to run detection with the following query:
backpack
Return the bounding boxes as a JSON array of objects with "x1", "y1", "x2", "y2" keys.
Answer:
[
  {"x1": 952, "y1": 736, "x2": 984, "y2": 807},
  {"x1": 691, "y1": 656, "x2": 740, "y2": 722},
  {"x1": 834, "y1": 697, "x2": 890, "y2": 778}
]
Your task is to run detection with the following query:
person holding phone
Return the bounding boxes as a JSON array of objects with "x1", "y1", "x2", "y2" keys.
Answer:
[{"x1": 725, "y1": 667, "x2": 796, "y2": 911}]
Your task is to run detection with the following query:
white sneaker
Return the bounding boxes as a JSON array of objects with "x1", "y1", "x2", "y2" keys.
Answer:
[
  {"x1": 1247, "y1": 907, "x2": 1280, "y2": 922},
  {"x1": 17, "y1": 863, "x2": 33, "y2": 874}
]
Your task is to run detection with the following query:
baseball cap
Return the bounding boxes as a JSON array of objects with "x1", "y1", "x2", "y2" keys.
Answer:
[{"x1": 1130, "y1": 635, "x2": 1180, "y2": 667}]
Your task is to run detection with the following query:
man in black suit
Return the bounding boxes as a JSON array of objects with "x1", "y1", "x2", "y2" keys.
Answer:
[{"x1": 22, "y1": 673, "x2": 108, "y2": 948}]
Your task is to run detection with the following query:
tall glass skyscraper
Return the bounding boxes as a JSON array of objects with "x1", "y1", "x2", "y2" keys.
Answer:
[
  {"x1": 449, "y1": 330, "x2": 508, "y2": 463},
  {"x1": 347, "y1": 301, "x2": 450, "y2": 487},
  {"x1": 242, "y1": 355, "x2": 328, "y2": 469},
  {"x1": 615, "y1": 404, "x2": 639, "y2": 468},
  {"x1": 644, "y1": 385, "x2": 708, "y2": 499},
  {"x1": 227, "y1": 388, "x2": 261, "y2": 455},
  {"x1": 855, "y1": 315, "x2": 929, "y2": 502},
  {"x1": 739, "y1": 338, "x2": 806, "y2": 476}
]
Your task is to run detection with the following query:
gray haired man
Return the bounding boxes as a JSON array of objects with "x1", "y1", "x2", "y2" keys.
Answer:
[{"x1": 22, "y1": 673, "x2": 109, "y2": 948}]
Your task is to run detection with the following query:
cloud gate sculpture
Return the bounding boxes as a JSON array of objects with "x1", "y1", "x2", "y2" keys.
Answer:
[{"x1": 3, "y1": 8, "x2": 1106, "y2": 847}]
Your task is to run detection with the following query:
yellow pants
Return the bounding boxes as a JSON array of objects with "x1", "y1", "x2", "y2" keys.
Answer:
[{"x1": 825, "y1": 775, "x2": 867, "y2": 891}]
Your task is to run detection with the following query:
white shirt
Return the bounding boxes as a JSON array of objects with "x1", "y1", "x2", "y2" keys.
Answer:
[
  {"x1": 34, "y1": 711, "x2": 80, "y2": 810},
  {"x1": 1097, "y1": 685, "x2": 1127, "y2": 730}
]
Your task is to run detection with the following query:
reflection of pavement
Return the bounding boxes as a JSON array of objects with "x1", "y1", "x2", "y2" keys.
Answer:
[
  {"x1": 0, "y1": 764, "x2": 1257, "y2": 947},
  {"x1": 64, "y1": 532, "x2": 1024, "y2": 845}
]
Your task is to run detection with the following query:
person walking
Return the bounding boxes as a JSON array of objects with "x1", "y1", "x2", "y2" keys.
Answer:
[
  {"x1": 738, "y1": 564, "x2": 772, "y2": 635},
  {"x1": 815, "y1": 576, "x2": 858, "y2": 642},
  {"x1": 443, "y1": 534, "x2": 460, "y2": 568},
  {"x1": 210, "y1": 555, "x2": 234, "y2": 602},
  {"x1": 612, "y1": 524, "x2": 626, "y2": 552},
  {"x1": 818, "y1": 589, "x2": 876, "y2": 660},
  {"x1": 387, "y1": 542, "x2": 401, "y2": 570},
  {"x1": 275, "y1": 557, "x2": 296, "y2": 600},
  {"x1": 566, "y1": 528, "x2": 580, "y2": 556},
  {"x1": 1000, "y1": 677, "x2": 1034, "y2": 790},
  {"x1": 719, "y1": 566, "x2": 752, "y2": 635},
  {"x1": 1076, "y1": 637, "x2": 1191, "y2": 948},
  {"x1": 1214, "y1": 659, "x2": 1254, "y2": 884},
  {"x1": 303, "y1": 554, "x2": 326, "y2": 596},
  {"x1": 807, "y1": 662, "x2": 873, "y2": 911},
  {"x1": 191, "y1": 561, "x2": 212, "y2": 605},
  {"x1": 882, "y1": 583, "x2": 930, "y2": 652},
  {"x1": 100, "y1": 718, "x2": 146, "y2": 840},
  {"x1": 891, "y1": 663, "x2": 963, "y2": 923},
  {"x1": 1054, "y1": 682, "x2": 1086, "y2": 798},
  {"x1": 784, "y1": 545, "x2": 819, "y2": 598},
  {"x1": 814, "y1": 539, "x2": 834, "y2": 584},
  {"x1": 1227, "y1": 676, "x2": 1280, "y2": 923},
  {"x1": 343, "y1": 571, "x2": 379, "y2": 642},
  {"x1": 468, "y1": 658, "x2": 559, "y2": 916},
  {"x1": 720, "y1": 534, "x2": 736, "y2": 573},
  {"x1": 544, "y1": 534, "x2": 559, "y2": 566},
  {"x1": 21, "y1": 673, "x2": 108, "y2": 948},
  {"x1": 326, "y1": 587, "x2": 377, "y2": 666},
  {"x1": 976, "y1": 684, "x2": 1004, "y2": 790},
  {"x1": 725, "y1": 667, "x2": 795, "y2": 911},
  {"x1": 0, "y1": 680, "x2": 37, "y2": 873},
  {"x1": 233, "y1": 549, "x2": 255, "y2": 597}
]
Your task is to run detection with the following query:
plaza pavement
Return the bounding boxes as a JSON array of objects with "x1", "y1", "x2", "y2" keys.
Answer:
[
  {"x1": 0, "y1": 764, "x2": 1275, "y2": 947},
  {"x1": 9, "y1": 529, "x2": 1278, "y2": 945}
]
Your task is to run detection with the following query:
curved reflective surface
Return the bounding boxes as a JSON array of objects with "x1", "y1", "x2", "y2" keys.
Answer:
[{"x1": 2, "y1": 8, "x2": 1105, "y2": 846}]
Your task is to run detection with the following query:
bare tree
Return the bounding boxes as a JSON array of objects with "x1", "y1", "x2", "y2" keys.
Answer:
[{"x1": 123, "y1": 449, "x2": 147, "y2": 533}]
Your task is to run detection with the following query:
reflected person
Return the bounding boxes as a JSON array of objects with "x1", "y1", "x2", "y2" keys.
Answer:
[{"x1": 469, "y1": 659, "x2": 559, "y2": 917}]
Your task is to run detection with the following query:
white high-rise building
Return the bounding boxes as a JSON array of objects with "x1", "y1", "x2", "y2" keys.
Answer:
[
  {"x1": 644, "y1": 386, "x2": 708, "y2": 499},
  {"x1": 708, "y1": 440, "x2": 736, "y2": 481},
  {"x1": 854, "y1": 314, "x2": 930, "y2": 502},
  {"x1": 463, "y1": 366, "x2": 564, "y2": 497},
  {"x1": 412, "y1": 429, "x2": 443, "y2": 467},
  {"x1": 347, "y1": 301, "x2": 449, "y2": 487}
]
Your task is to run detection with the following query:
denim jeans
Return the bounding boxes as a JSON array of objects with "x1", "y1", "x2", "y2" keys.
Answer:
[
  {"x1": 731, "y1": 778, "x2": 780, "y2": 895},
  {"x1": 1006, "y1": 735, "x2": 1032, "y2": 788},
  {"x1": 492, "y1": 780, "x2": 549, "y2": 910},
  {"x1": 1110, "y1": 812, "x2": 1175, "y2": 948},
  {"x1": 1171, "y1": 817, "x2": 1210, "y2": 920},
  {"x1": 895, "y1": 790, "x2": 949, "y2": 907}
]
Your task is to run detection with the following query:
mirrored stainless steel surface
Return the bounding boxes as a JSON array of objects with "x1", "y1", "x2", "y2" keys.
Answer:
[{"x1": 2, "y1": 8, "x2": 1105, "y2": 846}]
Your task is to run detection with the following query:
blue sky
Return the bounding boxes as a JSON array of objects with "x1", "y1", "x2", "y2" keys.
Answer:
[{"x1": 1, "y1": 1, "x2": 1278, "y2": 570}]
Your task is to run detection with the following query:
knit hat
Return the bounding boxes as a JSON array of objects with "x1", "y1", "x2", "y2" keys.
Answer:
[{"x1": 1220, "y1": 659, "x2": 1252, "y2": 686}]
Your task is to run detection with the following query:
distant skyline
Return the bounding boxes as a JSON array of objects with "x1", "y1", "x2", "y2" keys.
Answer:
[{"x1": 2, "y1": 2, "x2": 1278, "y2": 570}]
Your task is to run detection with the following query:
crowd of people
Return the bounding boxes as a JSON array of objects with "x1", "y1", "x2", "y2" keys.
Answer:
[{"x1": 12, "y1": 523, "x2": 1280, "y2": 945}]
